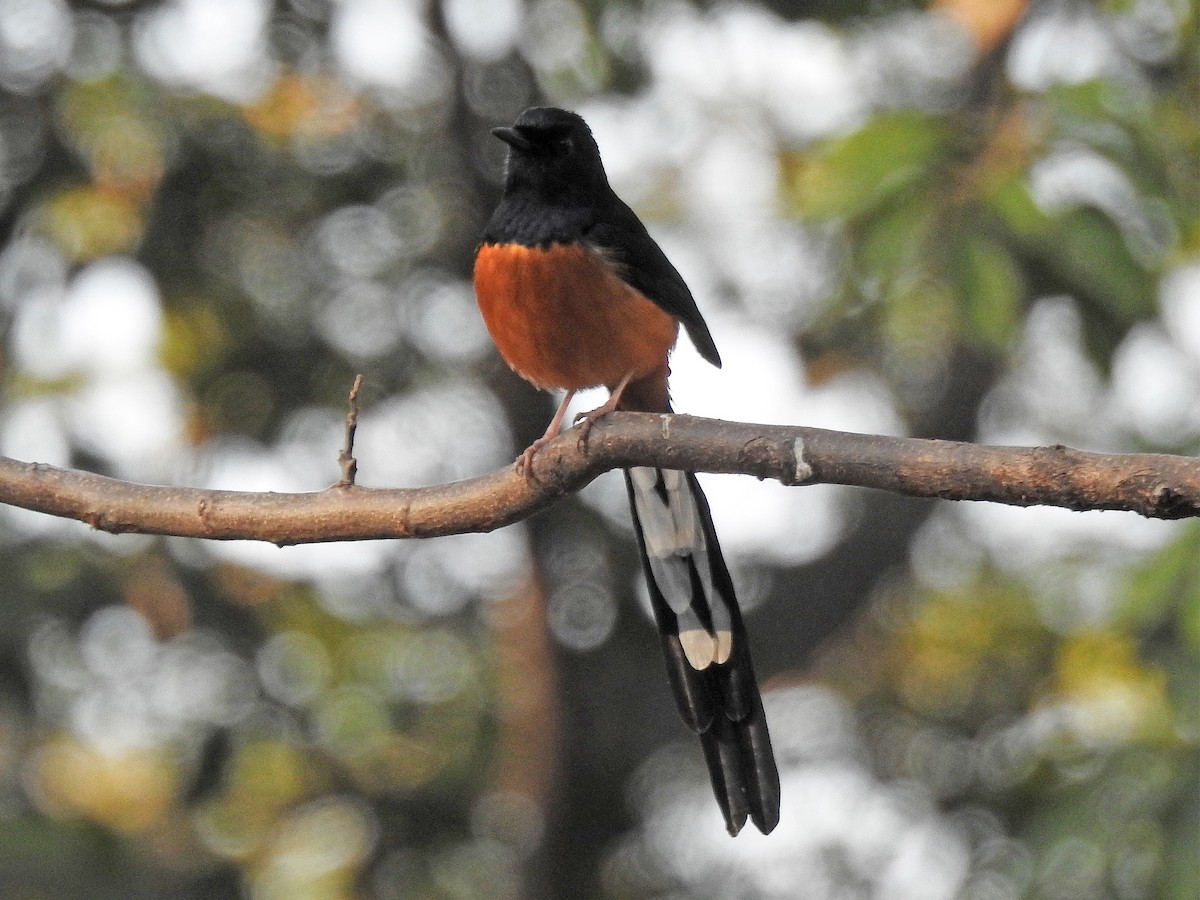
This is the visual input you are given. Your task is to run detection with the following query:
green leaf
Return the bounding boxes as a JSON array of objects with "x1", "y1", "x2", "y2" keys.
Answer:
[
  {"x1": 856, "y1": 186, "x2": 934, "y2": 283},
  {"x1": 989, "y1": 173, "x2": 1157, "y2": 364},
  {"x1": 987, "y1": 174, "x2": 1049, "y2": 237},
  {"x1": 882, "y1": 275, "x2": 959, "y2": 360},
  {"x1": 792, "y1": 112, "x2": 948, "y2": 220},
  {"x1": 1116, "y1": 522, "x2": 1200, "y2": 651},
  {"x1": 1053, "y1": 207, "x2": 1157, "y2": 321},
  {"x1": 958, "y1": 235, "x2": 1023, "y2": 349}
]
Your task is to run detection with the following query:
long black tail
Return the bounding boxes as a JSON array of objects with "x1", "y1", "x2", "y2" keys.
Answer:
[{"x1": 624, "y1": 466, "x2": 780, "y2": 835}]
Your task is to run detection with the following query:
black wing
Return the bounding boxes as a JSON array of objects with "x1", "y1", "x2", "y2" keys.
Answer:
[{"x1": 586, "y1": 194, "x2": 722, "y2": 368}]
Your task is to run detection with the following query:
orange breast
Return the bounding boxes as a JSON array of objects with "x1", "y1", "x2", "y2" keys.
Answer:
[{"x1": 474, "y1": 242, "x2": 678, "y2": 394}]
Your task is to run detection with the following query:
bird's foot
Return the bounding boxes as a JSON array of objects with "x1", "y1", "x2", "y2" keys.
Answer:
[
  {"x1": 572, "y1": 396, "x2": 619, "y2": 450},
  {"x1": 515, "y1": 388, "x2": 578, "y2": 478},
  {"x1": 515, "y1": 436, "x2": 553, "y2": 477},
  {"x1": 571, "y1": 370, "x2": 635, "y2": 451}
]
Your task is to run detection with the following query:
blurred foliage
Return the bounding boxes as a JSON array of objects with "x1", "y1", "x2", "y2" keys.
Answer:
[{"x1": 0, "y1": 0, "x2": 1196, "y2": 898}]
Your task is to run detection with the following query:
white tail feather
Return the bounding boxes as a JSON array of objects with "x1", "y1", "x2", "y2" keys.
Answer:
[
  {"x1": 715, "y1": 629, "x2": 733, "y2": 665},
  {"x1": 679, "y1": 628, "x2": 718, "y2": 669},
  {"x1": 630, "y1": 466, "x2": 735, "y2": 670}
]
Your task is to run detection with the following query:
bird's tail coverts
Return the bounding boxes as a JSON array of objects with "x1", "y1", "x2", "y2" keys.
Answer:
[{"x1": 624, "y1": 467, "x2": 781, "y2": 835}]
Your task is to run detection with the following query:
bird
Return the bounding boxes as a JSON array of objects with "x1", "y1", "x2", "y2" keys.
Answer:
[{"x1": 473, "y1": 106, "x2": 780, "y2": 836}]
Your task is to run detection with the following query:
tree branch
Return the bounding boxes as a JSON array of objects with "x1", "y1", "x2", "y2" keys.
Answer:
[
  {"x1": 336, "y1": 373, "x2": 365, "y2": 487},
  {"x1": 1, "y1": 413, "x2": 1197, "y2": 545}
]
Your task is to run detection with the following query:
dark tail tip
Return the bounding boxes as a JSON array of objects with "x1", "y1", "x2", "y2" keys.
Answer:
[
  {"x1": 699, "y1": 703, "x2": 780, "y2": 836},
  {"x1": 699, "y1": 725, "x2": 750, "y2": 835},
  {"x1": 743, "y1": 707, "x2": 781, "y2": 834}
]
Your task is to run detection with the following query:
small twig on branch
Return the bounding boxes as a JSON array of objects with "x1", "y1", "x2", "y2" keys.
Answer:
[
  {"x1": 337, "y1": 374, "x2": 365, "y2": 487},
  {"x1": 0, "y1": 413, "x2": 1197, "y2": 546}
]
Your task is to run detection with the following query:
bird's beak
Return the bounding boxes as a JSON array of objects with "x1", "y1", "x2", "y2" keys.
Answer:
[{"x1": 491, "y1": 126, "x2": 534, "y2": 152}]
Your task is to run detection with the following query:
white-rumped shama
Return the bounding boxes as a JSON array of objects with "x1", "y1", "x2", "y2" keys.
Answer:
[{"x1": 473, "y1": 107, "x2": 780, "y2": 836}]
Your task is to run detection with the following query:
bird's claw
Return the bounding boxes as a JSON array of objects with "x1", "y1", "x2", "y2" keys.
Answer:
[
  {"x1": 515, "y1": 436, "x2": 552, "y2": 477},
  {"x1": 571, "y1": 406, "x2": 611, "y2": 451}
]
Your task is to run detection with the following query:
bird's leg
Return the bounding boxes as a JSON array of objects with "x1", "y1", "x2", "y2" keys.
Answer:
[
  {"x1": 573, "y1": 370, "x2": 635, "y2": 449},
  {"x1": 516, "y1": 388, "x2": 576, "y2": 475}
]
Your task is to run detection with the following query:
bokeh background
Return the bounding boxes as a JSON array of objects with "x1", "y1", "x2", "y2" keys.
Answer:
[{"x1": 0, "y1": 0, "x2": 1196, "y2": 897}]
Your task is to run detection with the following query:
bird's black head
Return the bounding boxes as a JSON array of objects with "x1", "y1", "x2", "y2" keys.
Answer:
[{"x1": 492, "y1": 107, "x2": 609, "y2": 201}]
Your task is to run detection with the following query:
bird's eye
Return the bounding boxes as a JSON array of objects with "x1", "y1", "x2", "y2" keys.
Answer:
[
  {"x1": 531, "y1": 122, "x2": 574, "y2": 153},
  {"x1": 534, "y1": 133, "x2": 571, "y2": 159}
]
